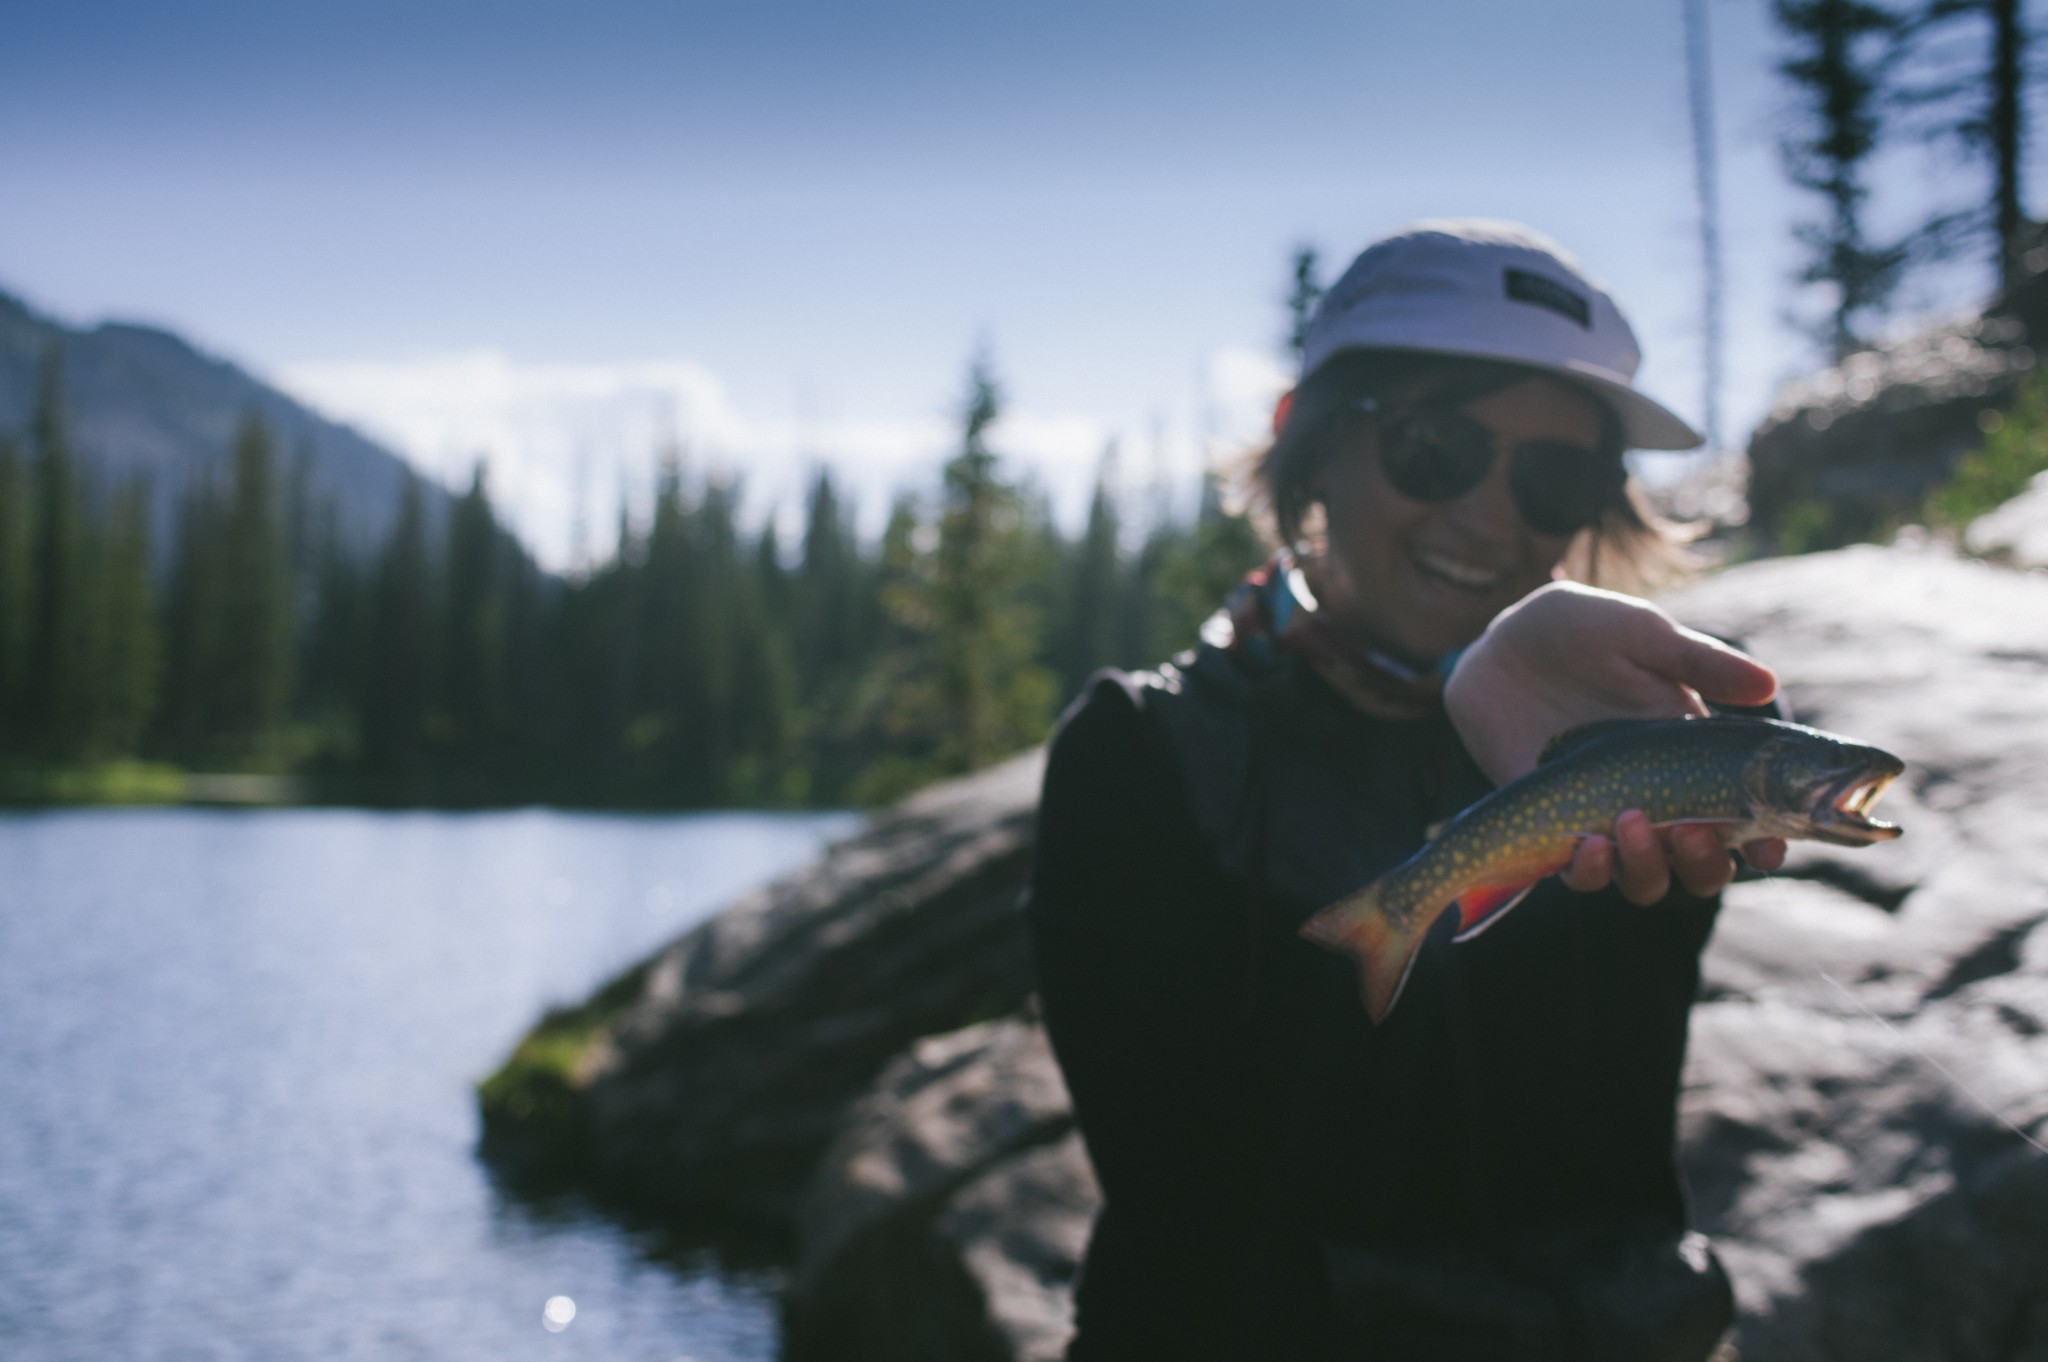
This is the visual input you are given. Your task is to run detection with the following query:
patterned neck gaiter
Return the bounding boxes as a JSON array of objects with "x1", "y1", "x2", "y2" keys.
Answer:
[{"x1": 1211, "y1": 549, "x2": 1450, "y2": 720}]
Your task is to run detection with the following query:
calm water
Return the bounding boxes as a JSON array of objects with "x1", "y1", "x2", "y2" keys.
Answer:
[{"x1": 0, "y1": 806, "x2": 860, "y2": 1362}]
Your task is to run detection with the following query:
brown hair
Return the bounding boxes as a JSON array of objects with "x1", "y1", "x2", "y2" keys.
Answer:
[{"x1": 1247, "y1": 349, "x2": 1691, "y2": 594}]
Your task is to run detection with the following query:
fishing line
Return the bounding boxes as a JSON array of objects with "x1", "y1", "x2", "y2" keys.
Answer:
[{"x1": 1815, "y1": 968, "x2": 2048, "y2": 1157}]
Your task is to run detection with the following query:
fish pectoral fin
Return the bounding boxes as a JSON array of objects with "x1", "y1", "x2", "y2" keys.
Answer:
[{"x1": 1451, "y1": 881, "x2": 1537, "y2": 942}]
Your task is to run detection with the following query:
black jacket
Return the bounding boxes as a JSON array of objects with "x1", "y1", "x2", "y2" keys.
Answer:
[{"x1": 1027, "y1": 641, "x2": 1725, "y2": 1359}]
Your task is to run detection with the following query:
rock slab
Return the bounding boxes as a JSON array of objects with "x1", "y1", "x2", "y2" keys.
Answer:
[
  {"x1": 478, "y1": 749, "x2": 1046, "y2": 1229},
  {"x1": 1664, "y1": 543, "x2": 2048, "y2": 1361},
  {"x1": 1743, "y1": 252, "x2": 2048, "y2": 549},
  {"x1": 785, "y1": 1018, "x2": 1093, "y2": 1362}
]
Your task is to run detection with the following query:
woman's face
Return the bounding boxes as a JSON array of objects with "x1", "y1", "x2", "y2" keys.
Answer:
[{"x1": 1312, "y1": 375, "x2": 1604, "y2": 665}]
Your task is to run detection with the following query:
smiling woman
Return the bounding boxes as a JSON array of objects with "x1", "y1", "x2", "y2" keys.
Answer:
[{"x1": 1027, "y1": 221, "x2": 1784, "y2": 1361}]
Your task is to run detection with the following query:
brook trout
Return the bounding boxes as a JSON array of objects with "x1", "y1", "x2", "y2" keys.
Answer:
[{"x1": 1300, "y1": 716, "x2": 1904, "y2": 1023}]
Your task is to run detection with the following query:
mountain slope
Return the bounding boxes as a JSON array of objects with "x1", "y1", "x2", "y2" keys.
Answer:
[{"x1": 0, "y1": 287, "x2": 443, "y2": 558}]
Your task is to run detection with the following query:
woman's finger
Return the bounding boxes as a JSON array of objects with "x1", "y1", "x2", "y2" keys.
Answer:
[
  {"x1": 1561, "y1": 834, "x2": 1615, "y2": 893},
  {"x1": 1656, "y1": 626, "x2": 1780, "y2": 709},
  {"x1": 1670, "y1": 823, "x2": 1737, "y2": 898},
  {"x1": 1611, "y1": 810, "x2": 1670, "y2": 905},
  {"x1": 1740, "y1": 837, "x2": 1788, "y2": 872}
]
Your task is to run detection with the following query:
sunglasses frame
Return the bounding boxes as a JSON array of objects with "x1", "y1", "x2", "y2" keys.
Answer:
[{"x1": 1350, "y1": 395, "x2": 1627, "y2": 538}]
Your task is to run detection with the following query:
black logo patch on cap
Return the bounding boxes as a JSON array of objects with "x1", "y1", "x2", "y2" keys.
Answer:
[{"x1": 1504, "y1": 268, "x2": 1591, "y2": 329}]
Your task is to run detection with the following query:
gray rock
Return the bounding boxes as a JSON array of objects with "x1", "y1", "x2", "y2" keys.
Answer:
[
  {"x1": 1745, "y1": 314, "x2": 2035, "y2": 548},
  {"x1": 1740, "y1": 239, "x2": 2048, "y2": 552},
  {"x1": 785, "y1": 1019, "x2": 1090, "y2": 1362},
  {"x1": 1666, "y1": 545, "x2": 2048, "y2": 1360},
  {"x1": 477, "y1": 748, "x2": 1046, "y2": 1228},
  {"x1": 933, "y1": 1134, "x2": 1099, "y2": 1362}
]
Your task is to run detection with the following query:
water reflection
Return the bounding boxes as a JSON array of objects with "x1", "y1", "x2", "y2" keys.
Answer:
[{"x1": 0, "y1": 807, "x2": 856, "y2": 1362}]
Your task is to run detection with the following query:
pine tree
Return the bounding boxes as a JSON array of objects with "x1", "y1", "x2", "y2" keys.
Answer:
[
  {"x1": 631, "y1": 453, "x2": 707, "y2": 801},
  {"x1": 1775, "y1": 0, "x2": 1912, "y2": 356},
  {"x1": 442, "y1": 464, "x2": 508, "y2": 780},
  {"x1": 214, "y1": 415, "x2": 294, "y2": 763},
  {"x1": 1286, "y1": 245, "x2": 1324, "y2": 357},
  {"x1": 1148, "y1": 473, "x2": 1266, "y2": 662},
  {"x1": 361, "y1": 474, "x2": 435, "y2": 798},
  {"x1": 297, "y1": 502, "x2": 367, "y2": 739},
  {"x1": 805, "y1": 492, "x2": 911, "y2": 802},
  {"x1": 583, "y1": 504, "x2": 644, "y2": 796},
  {"x1": 534, "y1": 531, "x2": 626, "y2": 801},
  {"x1": 754, "y1": 515, "x2": 790, "y2": 628},
  {"x1": 1896, "y1": 0, "x2": 2033, "y2": 287},
  {"x1": 25, "y1": 346, "x2": 90, "y2": 760},
  {"x1": 0, "y1": 438, "x2": 33, "y2": 754},
  {"x1": 725, "y1": 514, "x2": 797, "y2": 803},
  {"x1": 691, "y1": 474, "x2": 747, "y2": 795},
  {"x1": 1116, "y1": 522, "x2": 1169, "y2": 670},
  {"x1": 497, "y1": 542, "x2": 545, "y2": 792},
  {"x1": 86, "y1": 483, "x2": 158, "y2": 757},
  {"x1": 922, "y1": 354, "x2": 1055, "y2": 774},
  {"x1": 794, "y1": 469, "x2": 859, "y2": 701},
  {"x1": 158, "y1": 476, "x2": 228, "y2": 761},
  {"x1": 1058, "y1": 453, "x2": 1121, "y2": 700}
]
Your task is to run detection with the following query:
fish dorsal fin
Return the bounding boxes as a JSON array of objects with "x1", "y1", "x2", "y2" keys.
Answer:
[{"x1": 1537, "y1": 718, "x2": 1662, "y2": 766}]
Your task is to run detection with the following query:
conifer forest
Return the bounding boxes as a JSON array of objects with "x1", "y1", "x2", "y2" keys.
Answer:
[{"x1": 0, "y1": 351, "x2": 1265, "y2": 807}]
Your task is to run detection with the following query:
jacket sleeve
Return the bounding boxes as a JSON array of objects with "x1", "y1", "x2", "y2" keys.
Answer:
[{"x1": 1027, "y1": 673, "x2": 1260, "y2": 1357}]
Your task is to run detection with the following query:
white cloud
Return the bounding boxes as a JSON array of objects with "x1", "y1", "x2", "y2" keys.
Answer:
[
  {"x1": 1209, "y1": 344, "x2": 1293, "y2": 416},
  {"x1": 275, "y1": 346, "x2": 1283, "y2": 570}
]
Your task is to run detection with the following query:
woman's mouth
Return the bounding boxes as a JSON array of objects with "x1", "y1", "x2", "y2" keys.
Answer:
[{"x1": 1412, "y1": 550, "x2": 1502, "y2": 594}]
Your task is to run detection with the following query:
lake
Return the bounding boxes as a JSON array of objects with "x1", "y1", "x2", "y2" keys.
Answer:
[{"x1": 0, "y1": 806, "x2": 862, "y2": 1362}]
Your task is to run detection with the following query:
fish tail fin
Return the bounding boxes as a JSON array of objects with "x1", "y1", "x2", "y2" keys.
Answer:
[{"x1": 1298, "y1": 883, "x2": 1434, "y2": 1024}]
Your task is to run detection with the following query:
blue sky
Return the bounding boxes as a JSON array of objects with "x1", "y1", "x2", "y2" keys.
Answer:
[{"x1": 0, "y1": 0, "x2": 2012, "y2": 565}]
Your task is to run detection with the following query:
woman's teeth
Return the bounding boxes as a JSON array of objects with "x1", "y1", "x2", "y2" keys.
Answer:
[{"x1": 1413, "y1": 551, "x2": 1501, "y2": 591}]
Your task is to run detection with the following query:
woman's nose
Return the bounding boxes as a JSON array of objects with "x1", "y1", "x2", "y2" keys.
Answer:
[{"x1": 1438, "y1": 443, "x2": 1521, "y2": 541}]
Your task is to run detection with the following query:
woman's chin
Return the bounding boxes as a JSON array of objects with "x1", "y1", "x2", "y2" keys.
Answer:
[{"x1": 1386, "y1": 569, "x2": 1512, "y2": 656}]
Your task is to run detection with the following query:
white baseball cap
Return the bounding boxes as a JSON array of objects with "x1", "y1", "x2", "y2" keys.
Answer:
[{"x1": 1300, "y1": 220, "x2": 1702, "y2": 450}]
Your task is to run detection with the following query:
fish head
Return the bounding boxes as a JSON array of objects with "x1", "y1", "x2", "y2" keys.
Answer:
[{"x1": 1749, "y1": 726, "x2": 1906, "y2": 846}]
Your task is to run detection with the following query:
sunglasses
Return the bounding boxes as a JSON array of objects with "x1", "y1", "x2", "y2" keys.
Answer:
[{"x1": 1353, "y1": 397, "x2": 1626, "y2": 537}]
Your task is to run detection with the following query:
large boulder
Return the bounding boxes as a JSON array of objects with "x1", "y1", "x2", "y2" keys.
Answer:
[
  {"x1": 1743, "y1": 249, "x2": 2048, "y2": 550},
  {"x1": 477, "y1": 749, "x2": 1045, "y2": 1230},
  {"x1": 1663, "y1": 542, "x2": 2048, "y2": 1361},
  {"x1": 1745, "y1": 314, "x2": 2036, "y2": 549},
  {"x1": 784, "y1": 1018, "x2": 1093, "y2": 1362}
]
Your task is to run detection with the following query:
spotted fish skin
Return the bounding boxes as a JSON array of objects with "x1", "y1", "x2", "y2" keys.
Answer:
[{"x1": 1300, "y1": 716, "x2": 1904, "y2": 1022}]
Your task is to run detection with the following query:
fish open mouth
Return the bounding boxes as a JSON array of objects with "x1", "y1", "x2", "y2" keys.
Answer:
[{"x1": 1817, "y1": 767, "x2": 1904, "y2": 842}]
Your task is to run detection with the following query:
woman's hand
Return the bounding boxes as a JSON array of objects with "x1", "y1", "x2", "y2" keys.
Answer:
[{"x1": 1443, "y1": 581, "x2": 1788, "y2": 902}]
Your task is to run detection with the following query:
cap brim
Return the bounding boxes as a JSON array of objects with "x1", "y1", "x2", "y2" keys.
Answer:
[
  {"x1": 1558, "y1": 361, "x2": 1704, "y2": 451},
  {"x1": 1307, "y1": 345, "x2": 1704, "y2": 451}
]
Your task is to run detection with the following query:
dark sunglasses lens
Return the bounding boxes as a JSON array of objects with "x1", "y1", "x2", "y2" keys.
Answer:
[
  {"x1": 1510, "y1": 441, "x2": 1625, "y2": 536},
  {"x1": 1378, "y1": 413, "x2": 1495, "y2": 503}
]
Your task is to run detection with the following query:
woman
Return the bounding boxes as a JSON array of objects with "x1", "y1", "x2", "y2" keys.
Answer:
[{"x1": 1027, "y1": 221, "x2": 1785, "y2": 1360}]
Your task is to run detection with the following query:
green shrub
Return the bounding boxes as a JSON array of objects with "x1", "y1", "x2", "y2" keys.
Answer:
[
  {"x1": 1928, "y1": 369, "x2": 2048, "y2": 528},
  {"x1": 0, "y1": 762, "x2": 186, "y2": 804},
  {"x1": 1772, "y1": 497, "x2": 1841, "y2": 556},
  {"x1": 475, "y1": 960, "x2": 652, "y2": 1172}
]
